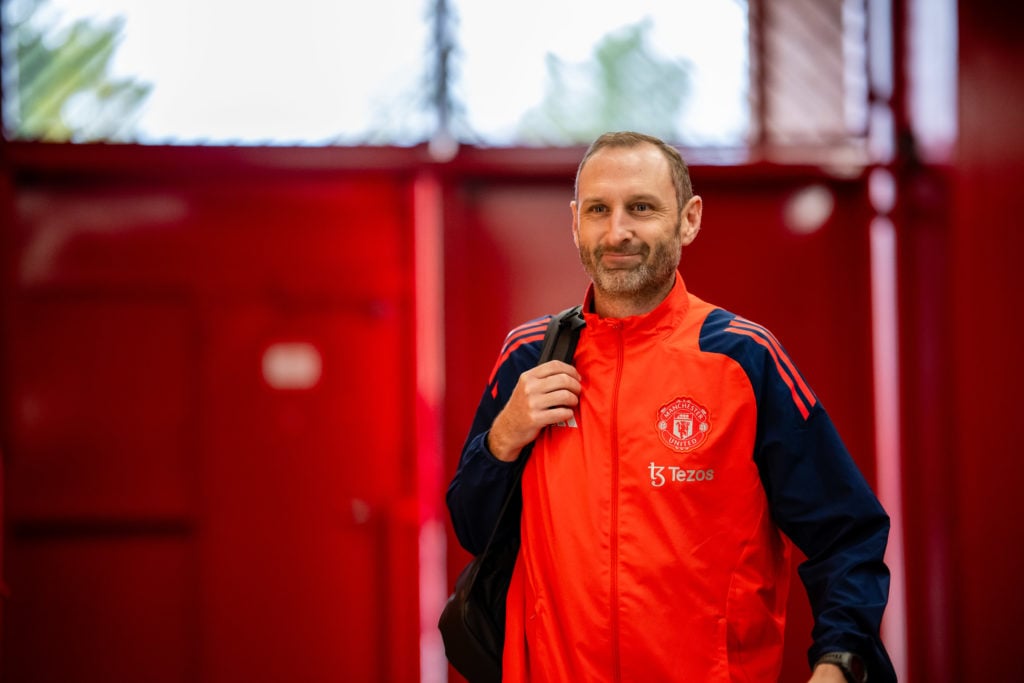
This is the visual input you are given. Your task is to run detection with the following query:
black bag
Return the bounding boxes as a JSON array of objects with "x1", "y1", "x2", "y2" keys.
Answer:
[{"x1": 438, "y1": 305, "x2": 585, "y2": 683}]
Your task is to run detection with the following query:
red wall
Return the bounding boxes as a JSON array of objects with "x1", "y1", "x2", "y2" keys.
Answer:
[
  {"x1": 0, "y1": 154, "x2": 421, "y2": 682},
  {"x1": 948, "y1": 3, "x2": 1024, "y2": 681}
]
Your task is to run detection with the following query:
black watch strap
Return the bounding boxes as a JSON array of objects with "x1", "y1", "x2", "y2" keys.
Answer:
[{"x1": 815, "y1": 651, "x2": 867, "y2": 683}]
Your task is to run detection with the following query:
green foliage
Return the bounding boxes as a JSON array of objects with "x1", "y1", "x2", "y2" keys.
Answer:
[
  {"x1": 517, "y1": 19, "x2": 692, "y2": 145},
  {"x1": 5, "y1": 0, "x2": 151, "y2": 141}
]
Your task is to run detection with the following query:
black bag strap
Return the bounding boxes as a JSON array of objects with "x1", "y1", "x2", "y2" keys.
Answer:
[
  {"x1": 537, "y1": 305, "x2": 585, "y2": 366},
  {"x1": 477, "y1": 304, "x2": 585, "y2": 556}
]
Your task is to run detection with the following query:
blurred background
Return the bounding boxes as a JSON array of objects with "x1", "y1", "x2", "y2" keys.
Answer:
[{"x1": 0, "y1": 0, "x2": 1019, "y2": 681}]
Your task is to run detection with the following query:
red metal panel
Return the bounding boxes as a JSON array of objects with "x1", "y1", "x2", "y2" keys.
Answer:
[
  {"x1": 3, "y1": 537, "x2": 196, "y2": 683},
  {"x1": 5, "y1": 296, "x2": 196, "y2": 520},
  {"x1": 200, "y1": 301, "x2": 415, "y2": 683},
  {"x1": 1, "y1": 171, "x2": 420, "y2": 682},
  {"x1": 948, "y1": 3, "x2": 1024, "y2": 681}
]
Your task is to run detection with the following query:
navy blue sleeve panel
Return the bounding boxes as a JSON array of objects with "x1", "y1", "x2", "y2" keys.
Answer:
[
  {"x1": 700, "y1": 308, "x2": 897, "y2": 683},
  {"x1": 445, "y1": 316, "x2": 549, "y2": 556}
]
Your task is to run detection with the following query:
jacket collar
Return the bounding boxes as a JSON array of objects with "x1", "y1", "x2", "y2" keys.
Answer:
[{"x1": 581, "y1": 272, "x2": 691, "y2": 339}]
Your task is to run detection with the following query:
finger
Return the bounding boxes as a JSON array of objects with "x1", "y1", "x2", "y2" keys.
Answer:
[
  {"x1": 533, "y1": 359, "x2": 582, "y2": 381},
  {"x1": 526, "y1": 365, "x2": 582, "y2": 391},
  {"x1": 535, "y1": 405, "x2": 576, "y2": 427},
  {"x1": 532, "y1": 387, "x2": 581, "y2": 413},
  {"x1": 528, "y1": 372, "x2": 582, "y2": 400}
]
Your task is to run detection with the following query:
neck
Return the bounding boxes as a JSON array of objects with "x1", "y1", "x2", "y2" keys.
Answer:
[{"x1": 592, "y1": 278, "x2": 674, "y2": 319}]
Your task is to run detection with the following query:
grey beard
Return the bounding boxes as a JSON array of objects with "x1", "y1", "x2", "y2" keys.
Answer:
[{"x1": 580, "y1": 239, "x2": 681, "y2": 302}]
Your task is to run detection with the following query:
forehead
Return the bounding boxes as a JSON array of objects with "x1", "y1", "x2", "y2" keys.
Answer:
[{"x1": 578, "y1": 144, "x2": 674, "y2": 200}]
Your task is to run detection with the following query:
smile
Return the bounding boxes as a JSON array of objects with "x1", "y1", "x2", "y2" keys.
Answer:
[{"x1": 601, "y1": 252, "x2": 643, "y2": 266}]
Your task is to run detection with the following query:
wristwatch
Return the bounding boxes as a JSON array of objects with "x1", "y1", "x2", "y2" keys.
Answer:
[{"x1": 815, "y1": 652, "x2": 867, "y2": 683}]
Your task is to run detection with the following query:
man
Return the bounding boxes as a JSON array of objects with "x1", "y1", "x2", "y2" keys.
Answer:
[{"x1": 446, "y1": 131, "x2": 896, "y2": 682}]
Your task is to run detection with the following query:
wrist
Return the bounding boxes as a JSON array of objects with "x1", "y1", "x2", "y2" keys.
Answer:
[
  {"x1": 484, "y1": 428, "x2": 522, "y2": 463},
  {"x1": 812, "y1": 663, "x2": 849, "y2": 682},
  {"x1": 813, "y1": 652, "x2": 867, "y2": 683}
]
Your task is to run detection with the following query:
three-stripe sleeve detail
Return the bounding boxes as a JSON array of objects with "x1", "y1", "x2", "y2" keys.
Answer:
[
  {"x1": 486, "y1": 319, "x2": 549, "y2": 398},
  {"x1": 726, "y1": 318, "x2": 817, "y2": 420}
]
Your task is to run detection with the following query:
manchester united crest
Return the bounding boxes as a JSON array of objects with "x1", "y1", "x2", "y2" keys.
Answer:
[{"x1": 656, "y1": 397, "x2": 711, "y2": 453}]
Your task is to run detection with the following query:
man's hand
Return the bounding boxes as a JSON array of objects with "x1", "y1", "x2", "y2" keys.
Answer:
[
  {"x1": 808, "y1": 663, "x2": 849, "y2": 683},
  {"x1": 487, "y1": 360, "x2": 582, "y2": 462}
]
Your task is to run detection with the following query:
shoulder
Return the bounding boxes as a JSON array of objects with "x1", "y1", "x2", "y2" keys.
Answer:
[
  {"x1": 698, "y1": 307, "x2": 818, "y2": 419},
  {"x1": 697, "y1": 307, "x2": 770, "y2": 380},
  {"x1": 484, "y1": 313, "x2": 553, "y2": 391},
  {"x1": 498, "y1": 314, "x2": 551, "y2": 362},
  {"x1": 683, "y1": 294, "x2": 774, "y2": 357},
  {"x1": 698, "y1": 307, "x2": 779, "y2": 359}
]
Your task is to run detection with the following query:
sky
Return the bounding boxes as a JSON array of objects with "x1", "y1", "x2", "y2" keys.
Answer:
[{"x1": 17, "y1": 0, "x2": 750, "y2": 145}]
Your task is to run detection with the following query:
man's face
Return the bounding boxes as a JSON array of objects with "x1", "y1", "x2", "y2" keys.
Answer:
[{"x1": 571, "y1": 143, "x2": 700, "y2": 306}]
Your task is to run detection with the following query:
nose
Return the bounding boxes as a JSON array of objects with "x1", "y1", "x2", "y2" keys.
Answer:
[{"x1": 607, "y1": 207, "x2": 634, "y2": 243}]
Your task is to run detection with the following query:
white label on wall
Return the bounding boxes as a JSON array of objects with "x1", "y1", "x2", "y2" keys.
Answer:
[{"x1": 261, "y1": 342, "x2": 322, "y2": 390}]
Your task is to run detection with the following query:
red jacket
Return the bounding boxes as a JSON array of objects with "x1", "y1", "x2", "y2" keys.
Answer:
[{"x1": 448, "y1": 274, "x2": 895, "y2": 682}]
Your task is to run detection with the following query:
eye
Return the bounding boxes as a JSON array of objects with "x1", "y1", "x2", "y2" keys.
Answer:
[
  {"x1": 633, "y1": 202, "x2": 651, "y2": 212},
  {"x1": 587, "y1": 204, "x2": 608, "y2": 214}
]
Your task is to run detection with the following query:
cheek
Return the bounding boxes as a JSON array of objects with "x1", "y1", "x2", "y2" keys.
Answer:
[{"x1": 575, "y1": 223, "x2": 603, "y2": 250}]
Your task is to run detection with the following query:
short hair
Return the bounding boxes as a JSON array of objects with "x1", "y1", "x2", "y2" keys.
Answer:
[{"x1": 574, "y1": 131, "x2": 693, "y2": 211}]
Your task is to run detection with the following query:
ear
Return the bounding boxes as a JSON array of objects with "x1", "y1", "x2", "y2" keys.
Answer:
[
  {"x1": 679, "y1": 195, "x2": 702, "y2": 247},
  {"x1": 570, "y1": 200, "x2": 581, "y2": 247}
]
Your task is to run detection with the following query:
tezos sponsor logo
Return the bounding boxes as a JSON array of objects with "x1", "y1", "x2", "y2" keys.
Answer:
[
  {"x1": 648, "y1": 463, "x2": 714, "y2": 488},
  {"x1": 656, "y1": 396, "x2": 711, "y2": 452}
]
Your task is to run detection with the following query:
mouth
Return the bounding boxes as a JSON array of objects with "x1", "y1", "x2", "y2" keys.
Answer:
[{"x1": 600, "y1": 250, "x2": 644, "y2": 268}]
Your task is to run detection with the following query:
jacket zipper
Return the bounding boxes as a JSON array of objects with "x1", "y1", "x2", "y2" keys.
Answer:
[{"x1": 610, "y1": 322, "x2": 624, "y2": 682}]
